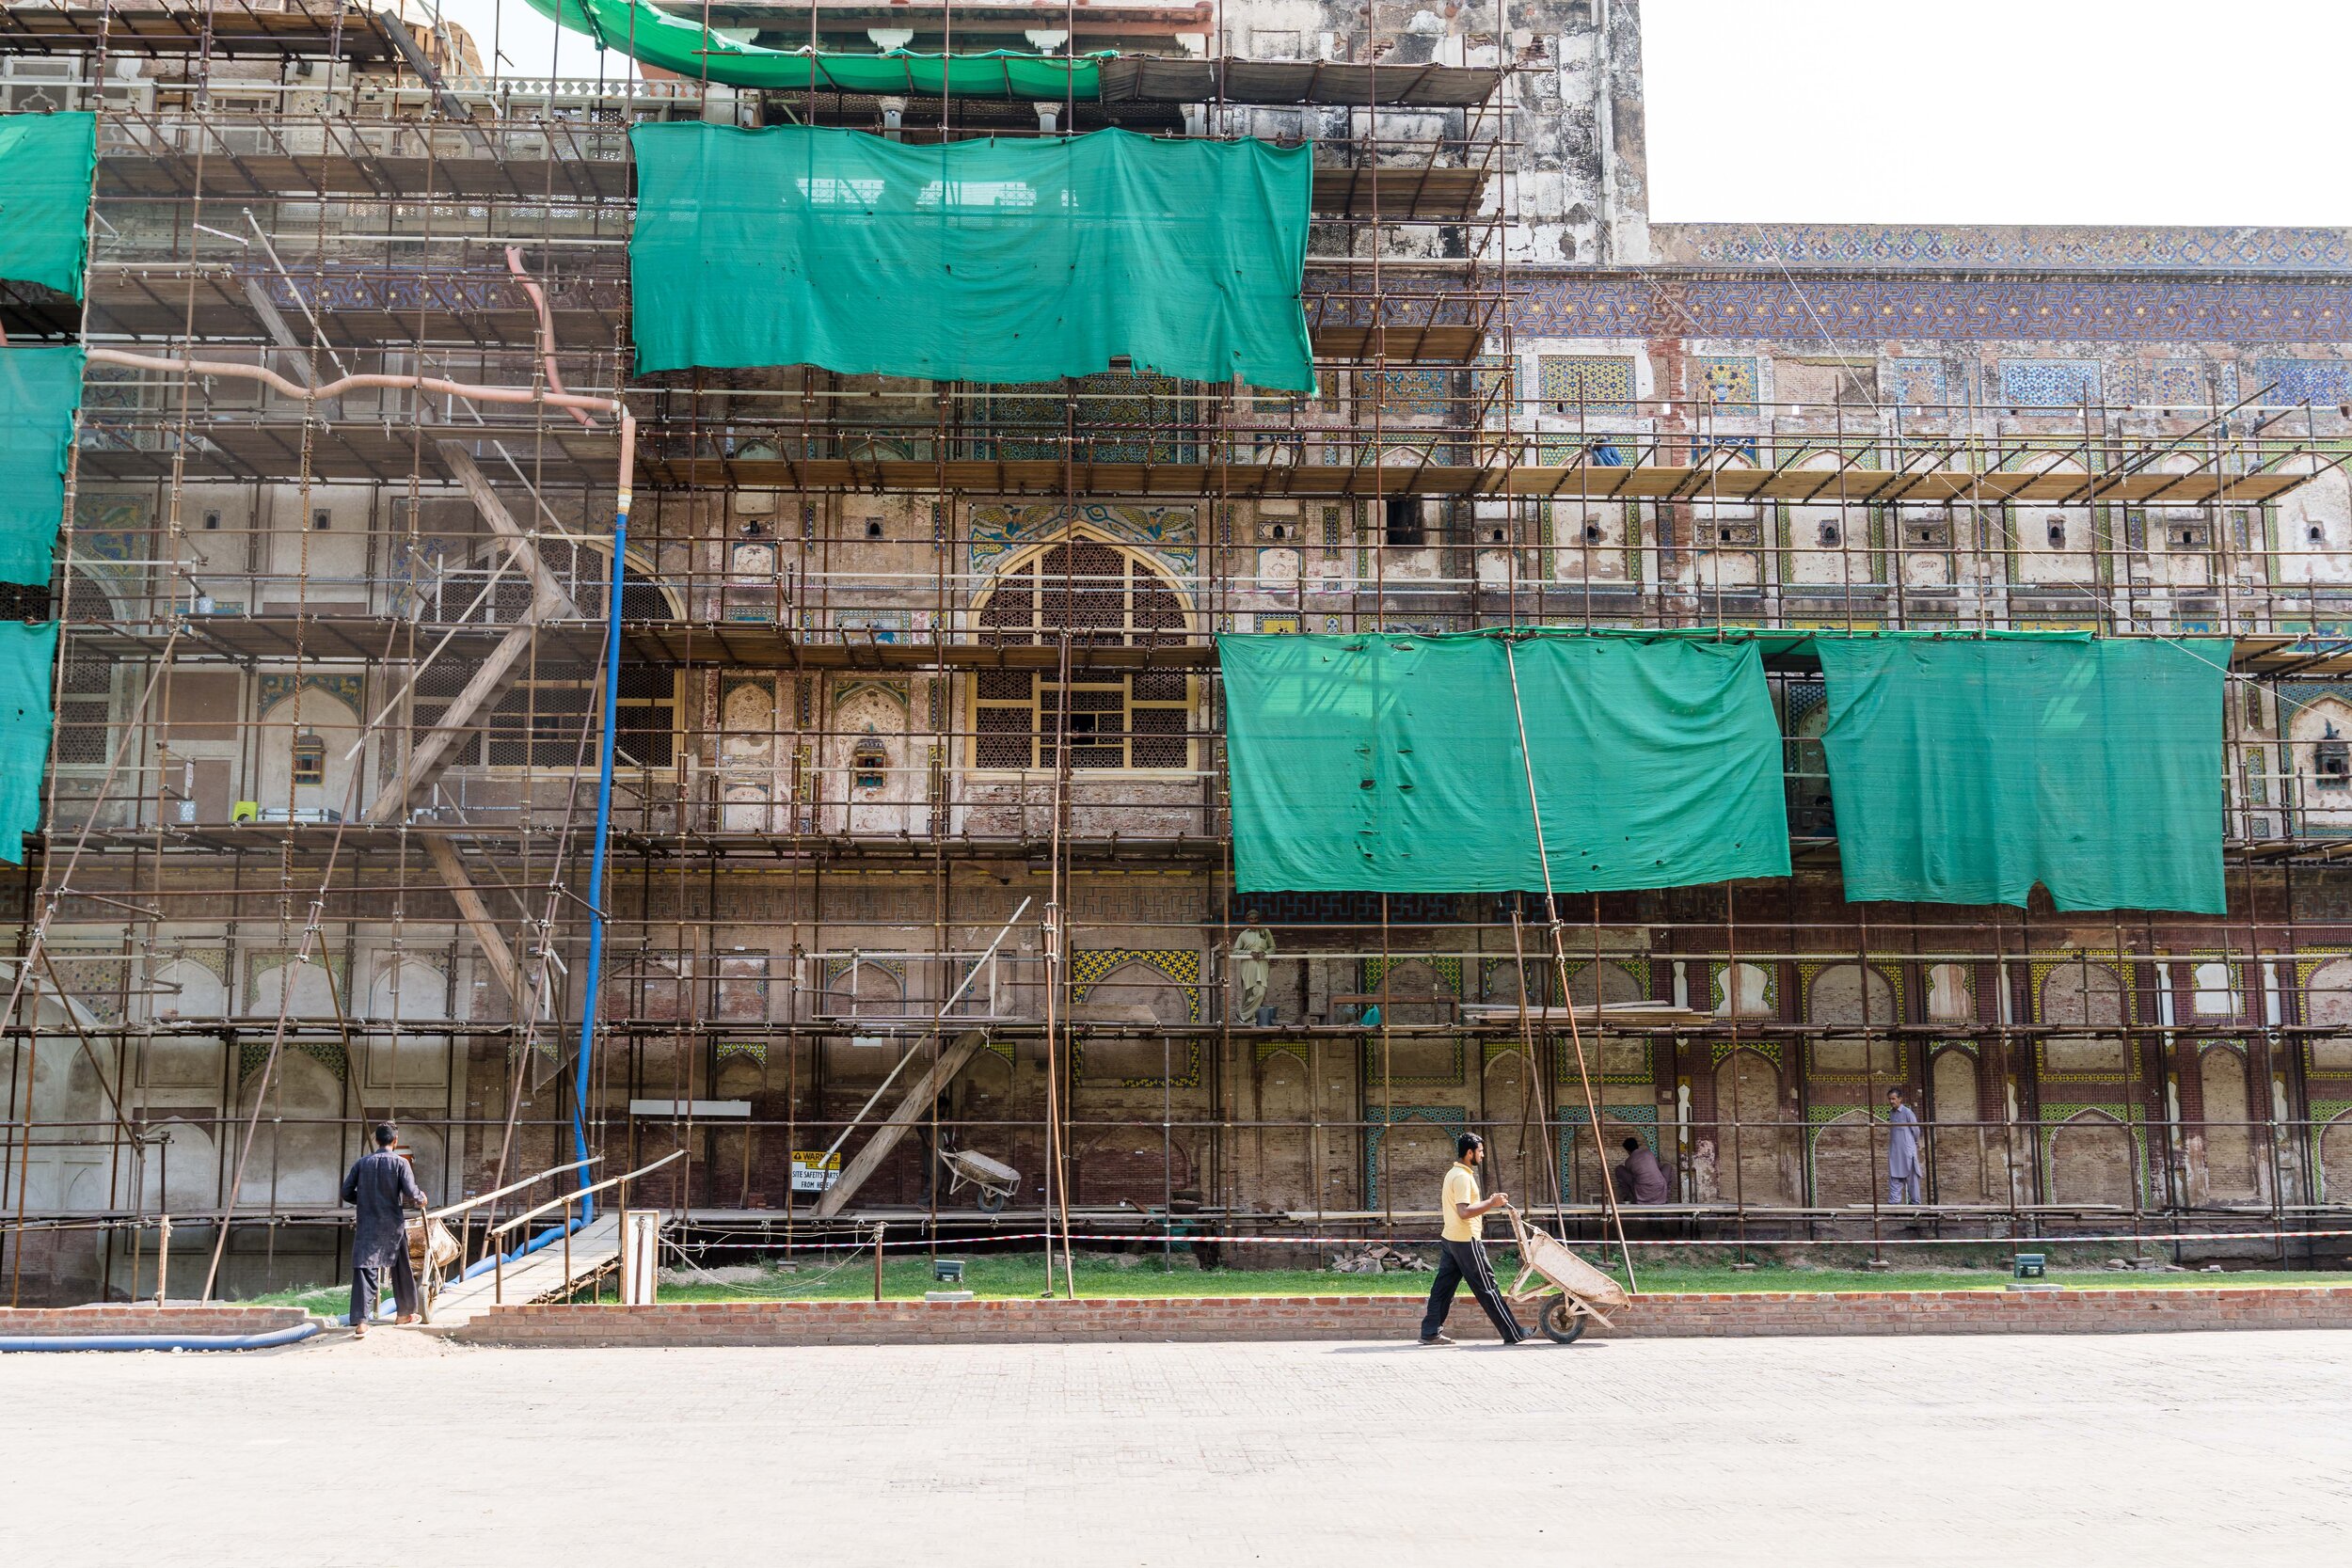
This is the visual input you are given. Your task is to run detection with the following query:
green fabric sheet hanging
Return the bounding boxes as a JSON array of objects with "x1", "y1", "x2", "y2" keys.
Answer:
[
  {"x1": 1813, "y1": 635, "x2": 2227, "y2": 912},
  {"x1": 0, "y1": 620, "x2": 57, "y2": 864},
  {"x1": 0, "y1": 110, "x2": 95, "y2": 298},
  {"x1": 628, "y1": 122, "x2": 1316, "y2": 391},
  {"x1": 0, "y1": 346, "x2": 84, "y2": 587},
  {"x1": 526, "y1": 0, "x2": 1107, "y2": 97},
  {"x1": 1219, "y1": 633, "x2": 1792, "y2": 894}
]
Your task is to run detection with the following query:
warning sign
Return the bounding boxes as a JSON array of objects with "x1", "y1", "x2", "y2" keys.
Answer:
[{"x1": 791, "y1": 1150, "x2": 841, "y2": 1193}]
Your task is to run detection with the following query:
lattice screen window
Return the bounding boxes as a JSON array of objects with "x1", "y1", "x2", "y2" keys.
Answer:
[
  {"x1": 55, "y1": 650, "x2": 111, "y2": 766},
  {"x1": 392, "y1": 536, "x2": 684, "y2": 774},
  {"x1": 480, "y1": 662, "x2": 678, "y2": 770},
  {"x1": 416, "y1": 535, "x2": 675, "y2": 625},
  {"x1": 55, "y1": 567, "x2": 119, "y2": 768},
  {"x1": 972, "y1": 540, "x2": 1192, "y2": 769}
]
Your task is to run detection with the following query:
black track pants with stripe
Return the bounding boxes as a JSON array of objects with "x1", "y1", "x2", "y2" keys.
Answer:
[{"x1": 1420, "y1": 1237, "x2": 1525, "y2": 1342}]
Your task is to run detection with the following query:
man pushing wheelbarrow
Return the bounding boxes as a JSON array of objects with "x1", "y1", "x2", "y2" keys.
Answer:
[{"x1": 1418, "y1": 1132, "x2": 1629, "y2": 1346}]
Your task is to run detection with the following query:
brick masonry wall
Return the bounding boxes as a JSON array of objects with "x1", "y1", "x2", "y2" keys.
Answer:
[
  {"x1": 0, "y1": 1306, "x2": 310, "y2": 1338},
  {"x1": 452, "y1": 1287, "x2": 2352, "y2": 1348}
]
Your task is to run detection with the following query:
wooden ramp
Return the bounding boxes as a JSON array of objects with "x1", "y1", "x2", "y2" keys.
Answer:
[{"x1": 423, "y1": 1213, "x2": 622, "y2": 1329}]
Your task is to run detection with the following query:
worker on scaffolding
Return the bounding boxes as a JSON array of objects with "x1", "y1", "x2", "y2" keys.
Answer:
[
  {"x1": 1418, "y1": 1132, "x2": 1527, "y2": 1346},
  {"x1": 341, "y1": 1122, "x2": 427, "y2": 1337},
  {"x1": 1231, "y1": 911, "x2": 1276, "y2": 1025},
  {"x1": 1886, "y1": 1087, "x2": 1925, "y2": 1205}
]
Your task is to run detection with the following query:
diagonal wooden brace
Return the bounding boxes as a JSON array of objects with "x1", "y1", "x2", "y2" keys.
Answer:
[{"x1": 812, "y1": 1032, "x2": 994, "y2": 1218}]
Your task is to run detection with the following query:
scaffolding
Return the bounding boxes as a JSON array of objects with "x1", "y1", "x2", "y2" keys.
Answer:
[{"x1": 7, "y1": 0, "x2": 2352, "y2": 1306}]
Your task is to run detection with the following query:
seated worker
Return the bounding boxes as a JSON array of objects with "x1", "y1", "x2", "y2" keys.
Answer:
[{"x1": 1610, "y1": 1135, "x2": 1674, "y2": 1205}]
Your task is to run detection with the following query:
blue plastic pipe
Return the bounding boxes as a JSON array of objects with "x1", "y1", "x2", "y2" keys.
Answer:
[
  {"x1": 452, "y1": 496, "x2": 626, "y2": 1278},
  {"x1": 450, "y1": 498, "x2": 630, "y2": 1286},
  {"x1": 570, "y1": 499, "x2": 628, "y2": 1227},
  {"x1": 0, "y1": 1321, "x2": 320, "y2": 1354}
]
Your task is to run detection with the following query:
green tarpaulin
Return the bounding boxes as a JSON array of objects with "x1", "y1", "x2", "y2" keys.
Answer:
[
  {"x1": 0, "y1": 111, "x2": 94, "y2": 299},
  {"x1": 1219, "y1": 633, "x2": 1791, "y2": 893},
  {"x1": 527, "y1": 0, "x2": 1106, "y2": 97},
  {"x1": 628, "y1": 123, "x2": 1316, "y2": 391},
  {"x1": 0, "y1": 346, "x2": 83, "y2": 586},
  {"x1": 0, "y1": 620, "x2": 56, "y2": 864},
  {"x1": 1814, "y1": 635, "x2": 2227, "y2": 912}
]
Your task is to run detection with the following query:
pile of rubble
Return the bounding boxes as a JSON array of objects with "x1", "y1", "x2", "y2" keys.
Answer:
[{"x1": 1329, "y1": 1244, "x2": 1433, "y2": 1275}]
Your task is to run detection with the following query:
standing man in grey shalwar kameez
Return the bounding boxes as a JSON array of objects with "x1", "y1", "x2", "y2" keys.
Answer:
[
  {"x1": 1885, "y1": 1087, "x2": 1924, "y2": 1204},
  {"x1": 341, "y1": 1122, "x2": 426, "y2": 1335},
  {"x1": 1232, "y1": 911, "x2": 1276, "y2": 1025}
]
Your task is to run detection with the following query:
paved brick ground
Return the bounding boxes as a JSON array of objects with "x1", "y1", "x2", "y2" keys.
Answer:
[{"x1": 3, "y1": 1330, "x2": 2349, "y2": 1566}]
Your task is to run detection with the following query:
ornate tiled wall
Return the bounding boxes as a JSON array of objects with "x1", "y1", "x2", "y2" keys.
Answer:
[
  {"x1": 1652, "y1": 223, "x2": 2352, "y2": 272},
  {"x1": 1488, "y1": 274, "x2": 2352, "y2": 343},
  {"x1": 1998, "y1": 358, "x2": 2104, "y2": 408},
  {"x1": 1536, "y1": 356, "x2": 1636, "y2": 417}
]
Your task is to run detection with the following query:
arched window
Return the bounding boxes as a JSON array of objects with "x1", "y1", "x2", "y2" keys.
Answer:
[{"x1": 970, "y1": 539, "x2": 1193, "y2": 770}]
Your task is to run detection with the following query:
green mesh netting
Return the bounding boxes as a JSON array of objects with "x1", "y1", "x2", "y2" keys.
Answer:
[
  {"x1": 0, "y1": 346, "x2": 83, "y2": 586},
  {"x1": 0, "y1": 620, "x2": 57, "y2": 864},
  {"x1": 1219, "y1": 633, "x2": 1791, "y2": 893},
  {"x1": 0, "y1": 111, "x2": 95, "y2": 298},
  {"x1": 1814, "y1": 635, "x2": 2227, "y2": 912},
  {"x1": 527, "y1": 0, "x2": 1107, "y2": 97},
  {"x1": 628, "y1": 123, "x2": 1315, "y2": 391}
]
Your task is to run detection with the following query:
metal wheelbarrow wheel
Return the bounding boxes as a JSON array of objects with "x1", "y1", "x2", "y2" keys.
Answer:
[
  {"x1": 1538, "y1": 1296, "x2": 1585, "y2": 1345},
  {"x1": 976, "y1": 1185, "x2": 1008, "y2": 1213}
]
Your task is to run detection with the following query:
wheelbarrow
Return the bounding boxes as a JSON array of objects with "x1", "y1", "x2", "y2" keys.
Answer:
[
  {"x1": 1501, "y1": 1203, "x2": 1629, "y2": 1344},
  {"x1": 938, "y1": 1147, "x2": 1021, "y2": 1213},
  {"x1": 405, "y1": 1213, "x2": 461, "y2": 1325}
]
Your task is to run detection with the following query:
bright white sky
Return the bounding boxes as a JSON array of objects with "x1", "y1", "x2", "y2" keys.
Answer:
[
  {"x1": 1643, "y1": 0, "x2": 2351, "y2": 226},
  {"x1": 430, "y1": 0, "x2": 579, "y2": 81},
  {"x1": 430, "y1": 0, "x2": 2348, "y2": 230}
]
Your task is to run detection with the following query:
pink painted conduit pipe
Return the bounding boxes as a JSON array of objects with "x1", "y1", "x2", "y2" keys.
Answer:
[{"x1": 81, "y1": 348, "x2": 635, "y2": 506}]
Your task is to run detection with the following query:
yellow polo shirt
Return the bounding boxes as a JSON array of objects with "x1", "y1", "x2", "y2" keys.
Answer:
[{"x1": 1440, "y1": 1162, "x2": 1481, "y2": 1242}]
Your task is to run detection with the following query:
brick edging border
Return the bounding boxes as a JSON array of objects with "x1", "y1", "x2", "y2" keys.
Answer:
[
  {"x1": 0, "y1": 1306, "x2": 310, "y2": 1338},
  {"x1": 451, "y1": 1286, "x2": 2352, "y2": 1347}
]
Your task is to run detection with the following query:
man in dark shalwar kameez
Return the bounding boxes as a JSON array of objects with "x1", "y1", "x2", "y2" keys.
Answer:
[{"x1": 341, "y1": 1122, "x2": 426, "y2": 1335}]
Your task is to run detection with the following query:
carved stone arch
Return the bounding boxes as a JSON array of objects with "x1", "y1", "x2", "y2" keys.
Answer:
[
  {"x1": 2285, "y1": 694, "x2": 2352, "y2": 827},
  {"x1": 365, "y1": 958, "x2": 449, "y2": 1022},
  {"x1": 1808, "y1": 962, "x2": 1897, "y2": 1025},
  {"x1": 2319, "y1": 1109, "x2": 2352, "y2": 1204},
  {"x1": 233, "y1": 1049, "x2": 344, "y2": 1206},
  {"x1": 1481, "y1": 1044, "x2": 1544, "y2": 1203},
  {"x1": 1248, "y1": 1042, "x2": 1314, "y2": 1212},
  {"x1": 1807, "y1": 963, "x2": 1902, "y2": 1079},
  {"x1": 2273, "y1": 453, "x2": 2352, "y2": 580},
  {"x1": 2303, "y1": 955, "x2": 2352, "y2": 1071},
  {"x1": 2045, "y1": 1109, "x2": 2136, "y2": 1208},
  {"x1": 2194, "y1": 1044, "x2": 2260, "y2": 1203},
  {"x1": 1366, "y1": 957, "x2": 1452, "y2": 1027},
  {"x1": 823, "y1": 960, "x2": 904, "y2": 1021},
  {"x1": 1709, "y1": 1047, "x2": 1796, "y2": 1205},
  {"x1": 2040, "y1": 959, "x2": 2127, "y2": 1026},
  {"x1": 255, "y1": 681, "x2": 363, "y2": 816},
  {"x1": 1929, "y1": 1045, "x2": 1994, "y2": 1204},
  {"x1": 1808, "y1": 1107, "x2": 1883, "y2": 1208},
  {"x1": 137, "y1": 1117, "x2": 219, "y2": 1213},
  {"x1": 1072, "y1": 958, "x2": 1192, "y2": 1027}
]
